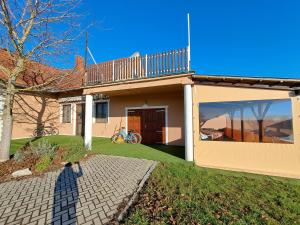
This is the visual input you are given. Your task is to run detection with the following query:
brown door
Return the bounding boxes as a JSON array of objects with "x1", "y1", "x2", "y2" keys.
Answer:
[
  {"x1": 128, "y1": 108, "x2": 166, "y2": 144},
  {"x1": 76, "y1": 104, "x2": 85, "y2": 136}
]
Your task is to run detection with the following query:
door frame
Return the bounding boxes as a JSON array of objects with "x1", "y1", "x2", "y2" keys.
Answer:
[
  {"x1": 75, "y1": 103, "x2": 86, "y2": 136},
  {"x1": 125, "y1": 105, "x2": 169, "y2": 145},
  {"x1": 72, "y1": 103, "x2": 76, "y2": 135}
]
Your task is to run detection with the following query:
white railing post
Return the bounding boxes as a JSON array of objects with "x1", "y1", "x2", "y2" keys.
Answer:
[
  {"x1": 112, "y1": 60, "x2": 115, "y2": 82},
  {"x1": 134, "y1": 57, "x2": 137, "y2": 78},
  {"x1": 145, "y1": 54, "x2": 148, "y2": 77}
]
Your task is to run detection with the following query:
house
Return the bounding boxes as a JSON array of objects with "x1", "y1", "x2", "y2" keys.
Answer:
[{"x1": 1, "y1": 47, "x2": 300, "y2": 179}]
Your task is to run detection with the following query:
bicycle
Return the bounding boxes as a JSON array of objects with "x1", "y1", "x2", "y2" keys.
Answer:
[
  {"x1": 111, "y1": 127, "x2": 142, "y2": 144},
  {"x1": 33, "y1": 123, "x2": 59, "y2": 137}
]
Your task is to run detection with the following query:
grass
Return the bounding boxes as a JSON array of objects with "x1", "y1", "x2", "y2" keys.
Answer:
[
  {"x1": 10, "y1": 135, "x2": 185, "y2": 163},
  {"x1": 125, "y1": 163, "x2": 300, "y2": 224},
  {"x1": 10, "y1": 138, "x2": 31, "y2": 155},
  {"x1": 10, "y1": 136, "x2": 300, "y2": 224},
  {"x1": 91, "y1": 137, "x2": 185, "y2": 163}
]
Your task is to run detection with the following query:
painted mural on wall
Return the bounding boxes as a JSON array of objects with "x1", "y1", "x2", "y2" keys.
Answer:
[{"x1": 199, "y1": 99, "x2": 293, "y2": 144}]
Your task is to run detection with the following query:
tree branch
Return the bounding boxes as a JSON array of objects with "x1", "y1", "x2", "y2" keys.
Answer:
[{"x1": 0, "y1": 0, "x2": 21, "y2": 54}]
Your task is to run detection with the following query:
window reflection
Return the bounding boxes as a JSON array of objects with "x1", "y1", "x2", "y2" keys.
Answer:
[{"x1": 199, "y1": 99, "x2": 293, "y2": 144}]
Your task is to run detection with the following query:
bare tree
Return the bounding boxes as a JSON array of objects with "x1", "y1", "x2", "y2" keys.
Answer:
[{"x1": 0, "y1": 0, "x2": 85, "y2": 161}]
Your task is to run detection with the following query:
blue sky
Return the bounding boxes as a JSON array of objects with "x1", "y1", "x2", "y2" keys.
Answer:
[{"x1": 75, "y1": 0, "x2": 300, "y2": 78}]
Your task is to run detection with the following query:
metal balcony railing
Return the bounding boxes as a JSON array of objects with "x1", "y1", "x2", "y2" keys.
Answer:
[{"x1": 85, "y1": 47, "x2": 190, "y2": 86}]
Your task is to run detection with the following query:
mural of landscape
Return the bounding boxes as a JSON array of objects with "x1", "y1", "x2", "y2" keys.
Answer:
[{"x1": 199, "y1": 99, "x2": 293, "y2": 144}]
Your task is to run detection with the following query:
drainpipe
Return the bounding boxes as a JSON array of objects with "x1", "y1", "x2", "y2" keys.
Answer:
[
  {"x1": 84, "y1": 94, "x2": 93, "y2": 150},
  {"x1": 184, "y1": 84, "x2": 194, "y2": 161}
]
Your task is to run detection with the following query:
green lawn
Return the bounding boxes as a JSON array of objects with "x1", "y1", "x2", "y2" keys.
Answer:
[
  {"x1": 10, "y1": 135, "x2": 185, "y2": 163},
  {"x1": 10, "y1": 136, "x2": 300, "y2": 224}
]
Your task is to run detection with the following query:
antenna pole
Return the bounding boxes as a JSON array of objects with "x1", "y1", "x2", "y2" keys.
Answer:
[
  {"x1": 84, "y1": 32, "x2": 88, "y2": 70},
  {"x1": 187, "y1": 13, "x2": 191, "y2": 71},
  {"x1": 87, "y1": 47, "x2": 98, "y2": 65}
]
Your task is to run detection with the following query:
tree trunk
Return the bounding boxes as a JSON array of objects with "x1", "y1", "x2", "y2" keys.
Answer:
[
  {"x1": 0, "y1": 93, "x2": 14, "y2": 161},
  {"x1": 258, "y1": 119, "x2": 263, "y2": 143}
]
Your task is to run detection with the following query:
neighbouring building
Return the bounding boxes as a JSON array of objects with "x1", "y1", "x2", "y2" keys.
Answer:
[
  {"x1": 1, "y1": 47, "x2": 300, "y2": 179},
  {"x1": 0, "y1": 94, "x2": 3, "y2": 142}
]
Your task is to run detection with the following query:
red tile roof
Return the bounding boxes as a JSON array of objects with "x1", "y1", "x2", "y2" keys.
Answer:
[{"x1": 0, "y1": 48, "x2": 85, "y2": 92}]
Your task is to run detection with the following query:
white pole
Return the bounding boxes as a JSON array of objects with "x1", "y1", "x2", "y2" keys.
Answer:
[
  {"x1": 187, "y1": 13, "x2": 191, "y2": 71},
  {"x1": 184, "y1": 84, "x2": 194, "y2": 161},
  {"x1": 84, "y1": 95, "x2": 93, "y2": 150},
  {"x1": 87, "y1": 47, "x2": 97, "y2": 65}
]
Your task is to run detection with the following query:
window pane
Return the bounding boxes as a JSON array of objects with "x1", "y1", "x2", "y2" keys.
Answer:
[
  {"x1": 199, "y1": 99, "x2": 293, "y2": 144},
  {"x1": 243, "y1": 107, "x2": 259, "y2": 142},
  {"x1": 264, "y1": 100, "x2": 294, "y2": 143},
  {"x1": 62, "y1": 105, "x2": 71, "y2": 123},
  {"x1": 95, "y1": 102, "x2": 108, "y2": 122}
]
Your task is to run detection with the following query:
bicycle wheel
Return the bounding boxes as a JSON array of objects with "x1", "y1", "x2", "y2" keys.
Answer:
[
  {"x1": 129, "y1": 134, "x2": 138, "y2": 144},
  {"x1": 133, "y1": 132, "x2": 142, "y2": 144},
  {"x1": 32, "y1": 128, "x2": 39, "y2": 137},
  {"x1": 112, "y1": 134, "x2": 125, "y2": 144},
  {"x1": 111, "y1": 134, "x2": 117, "y2": 142},
  {"x1": 33, "y1": 128, "x2": 46, "y2": 137},
  {"x1": 51, "y1": 127, "x2": 59, "y2": 135}
]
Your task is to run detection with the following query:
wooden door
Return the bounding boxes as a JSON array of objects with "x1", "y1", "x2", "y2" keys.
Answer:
[
  {"x1": 128, "y1": 108, "x2": 166, "y2": 144},
  {"x1": 76, "y1": 104, "x2": 85, "y2": 136},
  {"x1": 128, "y1": 109, "x2": 142, "y2": 134}
]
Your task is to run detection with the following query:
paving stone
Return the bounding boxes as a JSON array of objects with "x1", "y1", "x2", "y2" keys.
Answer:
[{"x1": 0, "y1": 155, "x2": 155, "y2": 224}]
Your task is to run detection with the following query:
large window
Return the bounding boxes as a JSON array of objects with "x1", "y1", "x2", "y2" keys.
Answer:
[
  {"x1": 95, "y1": 101, "x2": 108, "y2": 123},
  {"x1": 62, "y1": 104, "x2": 71, "y2": 123},
  {"x1": 199, "y1": 99, "x2": 293, "y2": 144}
]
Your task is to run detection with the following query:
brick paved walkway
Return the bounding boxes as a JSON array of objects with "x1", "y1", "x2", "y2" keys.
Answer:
[{"x1": 0, "y1": 155, "x2": 156, "y2": 225}]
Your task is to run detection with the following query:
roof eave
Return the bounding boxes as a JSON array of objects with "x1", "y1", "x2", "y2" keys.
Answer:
[{"x1": 192, "y1": 74, "x2": 300, "y2": 91}]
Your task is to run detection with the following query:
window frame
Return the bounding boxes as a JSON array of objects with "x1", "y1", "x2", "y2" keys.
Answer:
[
  {"x1": 61, "y1": 104, "x2": 72, "y2": 124},
  {"x1": 94, "y1": 100, "x2": 109, "y2": 123},
  {"x1": 199, "y1": 98, "x2": 294, "y2": 144}
]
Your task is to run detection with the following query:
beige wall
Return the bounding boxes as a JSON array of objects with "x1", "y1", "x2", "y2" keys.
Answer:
[
  {"x1": 12, "y1": 93, "x2": 60, "y2": 139},
  {"x1": 12, "y1": 93, "x2": 77, "y2": 138},
  {"x1": 92, "y1": 91, "x2": 185, "y2": 146},
  {"x1": 12, "y1": 88, "x2": 185, "y2": 145},
  {"x1": 57, "y1": 90, "x2": 84, "y2": 136},
  {"x1": 0, "y1": 94, "x2": 3, "y2": 142},
  {"x1": 192, "y1": 85, "x2": 300, "y2": 178}
]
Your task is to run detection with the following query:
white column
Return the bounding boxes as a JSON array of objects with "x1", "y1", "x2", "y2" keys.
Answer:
[
  {"x1": 84, "y1": 94, "x2": 93, "y2": 150},
  {"x1": 184, "y1": 84, "x2": 194, "y2": 161}
]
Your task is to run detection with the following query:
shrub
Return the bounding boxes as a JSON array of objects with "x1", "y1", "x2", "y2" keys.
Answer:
[
  {"x1": 35, "y1": 155, "x2": 52, "y2": 172},
  {"x1": 30, "y1": 140, "x2": 57, "y2": 159},
  {"x1": 64, "y1": 145, "x2": 87, "y2": 163},
  {"x1": 13, "y1": 150, "x2": 25, "y2": 162}
]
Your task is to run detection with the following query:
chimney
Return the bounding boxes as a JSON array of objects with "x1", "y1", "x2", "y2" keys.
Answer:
[{"x1": 74, "y1": 55, "x2": 84, "y2": 71}]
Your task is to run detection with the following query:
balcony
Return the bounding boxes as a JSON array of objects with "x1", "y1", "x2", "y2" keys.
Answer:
[{"x1": 85, "y1": 47, "x2": 190, "y2": 86}]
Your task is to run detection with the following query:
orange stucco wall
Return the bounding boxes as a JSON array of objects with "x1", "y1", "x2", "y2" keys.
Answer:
[
  {"x1": 12, "y1": 93, "x2": 79, "y2": 139},
  {"x1": 56, "y1": 90, "x2": 185, "y2": 144},
  {"x1": 12, "y1": 88, "x2": 185, "y2": 145},
  {"x1": 92, "y1": 91, "x2": 185, "y2": 146},
  {"x1": 12, "y1": 93, "x2": 60, "y2": 139},
  {"x1": 192, "y1": 84, "x2": 300, "y2": 178},
  {"x1": 57, "y1": 90, "x2": 84, "y2": 136}
]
